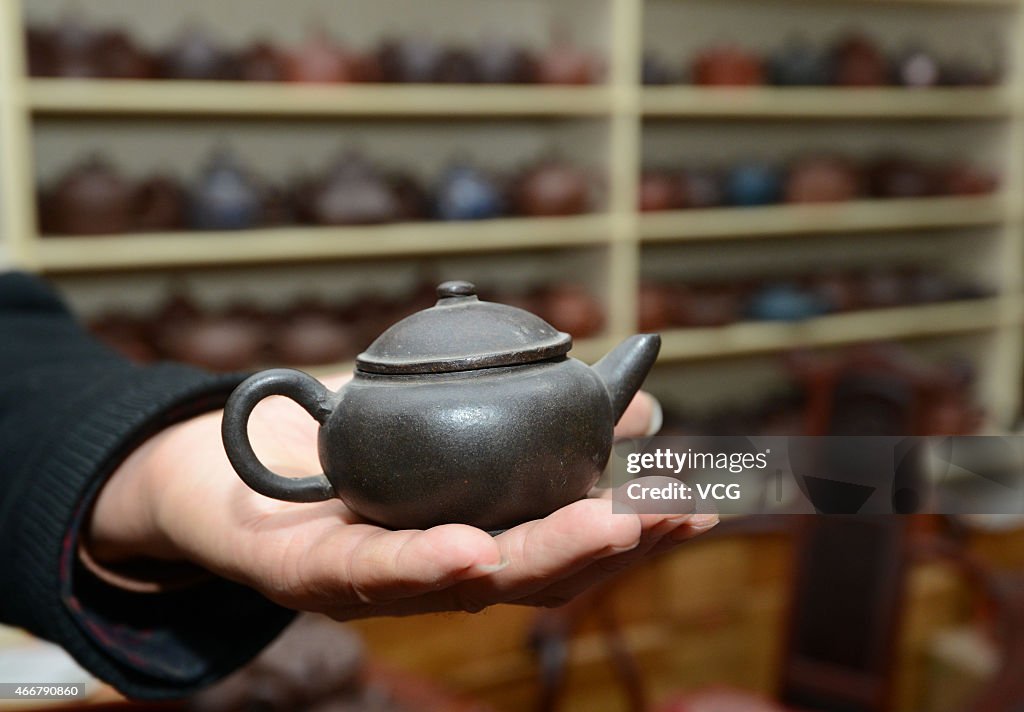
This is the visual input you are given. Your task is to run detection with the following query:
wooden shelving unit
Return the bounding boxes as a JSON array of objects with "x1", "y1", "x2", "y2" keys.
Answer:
[
  {"x1": 639, "y1": 195, "x2": 1009, "y2": 242},
  {"x1": 658, "y1": 297, "x2": 1017, "y2": 361},
  {"x1": 2, "y1": 0, "x2": 1023, "y2": 423},
  {"x1": 30, "y1": 215, "x2": 613, "y2": 272},
  {"x1": 641, "y1": 86, "x2": 1016, "y2": 119},
  {"x1": 27, "y1": 79, "x2": 615, "y2": 117}
]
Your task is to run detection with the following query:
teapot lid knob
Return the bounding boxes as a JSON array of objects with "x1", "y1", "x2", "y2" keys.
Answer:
[{"x1": 436, "y1": 280, "x2": 477, "y2": 299}]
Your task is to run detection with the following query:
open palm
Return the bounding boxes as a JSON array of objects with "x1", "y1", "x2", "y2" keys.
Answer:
[{"x1": 91, "y1": 373, "x2": 718, "y2": 619}]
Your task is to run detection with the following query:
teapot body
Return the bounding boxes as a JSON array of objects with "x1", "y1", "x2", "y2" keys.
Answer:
[{"x1": 320, "y1": 358, "x2": 613, "y2": 531}]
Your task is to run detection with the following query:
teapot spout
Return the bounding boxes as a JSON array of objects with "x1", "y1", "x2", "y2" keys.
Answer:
[{"x1": 592, "y1": 334, "x2": 661, "y2": 424}]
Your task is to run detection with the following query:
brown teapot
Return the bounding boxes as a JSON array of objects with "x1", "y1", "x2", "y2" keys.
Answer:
[
  {"x1": 692, "y1": 44, "x2": 765, "y2": 86},
  {"x1": 536, "y1": 29, "x2": 597, "y2": 85},
  {"x1": 93, "y1": 29, "x2": 154, "y2": 79},
  {"x1": 513, "y1": 160, "x2": 589, "y2": 217},
  {"x1": 238, "y1": 40, "x2": 287, "y2": 82},
  {"x1": 785, "y1": 155, "x2": 861, "y2": 203},
  {"x1": 47, "y1": 156, "x2": 133, "y2": 235},
  {"x1": 831, "y1": 33, "x2": 888, "y2": 87},
  {"x1": 134, "y1": 174, "x2": 186, "y2": 231}
]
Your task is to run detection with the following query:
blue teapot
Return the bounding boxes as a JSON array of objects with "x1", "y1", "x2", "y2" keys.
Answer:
[
  {"x1": 434, "y1": 163, "x2": 504, "y2": 221},
  {"x1": 190, "y1": 150, "x2": 262, "y2": 231}
]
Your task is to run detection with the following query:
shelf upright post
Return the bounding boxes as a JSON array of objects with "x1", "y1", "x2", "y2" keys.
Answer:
[
  {"x1": 606, "y1": 0, "x2": 643, "y2": 340},
  {"x1": 0, "y1": 0, "x2": 39, "y2": 270},
  {"x1": 991, "y1": 0, "x2": 1024, "y2": 426}
]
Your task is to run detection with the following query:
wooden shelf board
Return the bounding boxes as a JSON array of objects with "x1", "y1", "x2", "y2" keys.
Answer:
[
  {"x1": 658, "y1": 298, "x2": 1012, "y2": 361},
  {"x1": 641, "y1": 87, "x2": 1015, "y2": 119},
  {"x1": 31, "y1": 215, "x2": 612, "y2": 272},
  {"x1": 27, "y1": 79, "x2": 613, "y2": 117},
  {"x1": 639, "y1": 195, "x2": 1008, "y2": 242}
]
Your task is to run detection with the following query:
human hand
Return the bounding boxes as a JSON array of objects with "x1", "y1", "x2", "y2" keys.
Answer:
[{"x1": 87, "y1": 373, "x2": 718, "y2": 617}]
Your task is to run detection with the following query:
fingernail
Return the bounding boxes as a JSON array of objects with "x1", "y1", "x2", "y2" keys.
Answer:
[
  {"x1": 689, "y1": 513, "x2": 719, "y2": 528},
  {"x1": 472, "y1": 557, "x2": 510, "y2": 574},
  {"x1": 644, "y1": 396, "x2": 664, "y2": 437},
  {"x1": 607, "y1": 540, "x2": 640, "y2": 555}
]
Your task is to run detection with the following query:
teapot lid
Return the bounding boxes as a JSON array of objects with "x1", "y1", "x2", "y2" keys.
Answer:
[{"x1": 356, "y1": 280, "x2": 572, "y2": 374}]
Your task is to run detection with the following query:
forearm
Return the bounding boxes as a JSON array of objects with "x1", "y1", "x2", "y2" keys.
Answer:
[{"x1": 0, "y1": 272, "x2": 294, "y2": 699}]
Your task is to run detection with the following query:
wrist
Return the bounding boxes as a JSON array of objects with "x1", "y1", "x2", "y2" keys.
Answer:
[{"x1": 85, "y1": 413, "x2": 211, "y2": 566}]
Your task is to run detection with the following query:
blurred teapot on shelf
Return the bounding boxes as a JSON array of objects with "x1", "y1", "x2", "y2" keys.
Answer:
[
  {"x1": 304, "y1": 151, "x2": 401, "y2": 225},
  {"x1": 159, "y1": 25, "x2": 235, "y2": 80},
  {"x1": 377, "y1": 36, "x2": 443, "y2": 83},
  {"x1": 536, "y1": 283, "x2": 605, "y2": 338},
  {"x1": 49, "y1": 13, "x2": 102, "y2": 78},
  {"x1": 476, "y1": 36, "x2": 537, "y2": 84},
  {"x1": 94, "y1": 29, "x2": 154, "y2": 79},
  {"x1": 536, "y1": 28, "x2": 598, "y2": 85},
  {"x1": 133, "y1": 173, "x2": 187, "y2": 231},
  {"x1": 47, "y1": 155, "x2": 134, "y2": 235},
  {"x1": 727, "y1": 163, "x2": 782, "y2": 206},
  {"x1": 770, "y1": 36, "x2": 830, "y2": 86},
  {"x1": 638, "y1": 170, "x2": 684, "y2": 212},
  {"x1": 513, "y1": 159, "x2": 589, "y2": 217},
  {"x1": 785, "y1": 155, "x2": 861, "y2": 203},
  {"x1": 237, "y1": 40, "x2": 287, "y2": 82},
  {"x1": 189, "y1": 150, "x2": 263, "y2": 230},
  {"x1": 693, "y1": 44, "x2": 764, "y2": 86},
  {"x1": 895, "y1": 46, "x2": 940, "y2": 88},
  {"x1": 831, "y1": 32, "x2": 888, "y2": 86},
  {"x1": 868, "y1": 157, "x2": 937, "y2": 199},
  {"x1": 285, "y1": 30, "x2": 357, "y2": 83},
  {"x1": 434, "y1": 47, "x2": 480, "y2": 84},
  {"x1": 434, "y1": 163, "x2": 505, "y2": 220}
]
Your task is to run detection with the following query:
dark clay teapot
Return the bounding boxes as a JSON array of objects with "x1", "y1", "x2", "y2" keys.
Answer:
[
  {"x1": 770, "y1": 36, "x2": 830, "y2": 86},
  {"x1": 238, "y1": 40, "x2": 287, "y2": 82},
  {"x1": 831, "y1": 33, "x2": 888, "y2": 87},
  {"x1": 94, "y1": 29, "x2": 154, "y2": 79},
  {"x1": 377, "y1": 37, "x2": 443, "y2": 83},
  {"x1": 223, "y1": 281, "x2": 661, "y2": 531},
  {"x1": 476, "y1": 37, "x2": 537, "y2": 84},
  {"x1": 159, "y1": 26, "x2": 234, "y2": 80},
  {"x1": 49, "y1": 13, "x2": 102, "y2": 78}
]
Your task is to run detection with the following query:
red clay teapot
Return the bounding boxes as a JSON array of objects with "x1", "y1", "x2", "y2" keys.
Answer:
[
  {"x1": 513, "y1": 160, "x2": 589, "y2": 216},
  {"x1": 693, "y1": 44, "x2": 764, "y2": 86},
  {"x1": 47, "y1": 156, "x2": 133, "y2": 235},
  {"x1": 286, "y1": 30, "x2": 357, "y2": 83},
  {"x1": 536, "y1": 29, "x2": 597, "y2": 85}
]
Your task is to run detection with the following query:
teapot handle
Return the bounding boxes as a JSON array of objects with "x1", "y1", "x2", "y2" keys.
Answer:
[{"x1": 221, "y1": 368, "x2": 335, "y2": 503}]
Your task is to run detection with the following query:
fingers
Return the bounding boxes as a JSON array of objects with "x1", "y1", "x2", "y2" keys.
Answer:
[
  {"x1": 327, "y1": 510, "x2": 719, "y2": 619},
  {"x1": 295, "y1": 522, "x2": 503, "y2": 608},
  {"x1": 511, "y1": 513, "x2": 719, "y2": 607},
  {"x1": 613, "y1": 391, "x2": 663, "y2": 438}
]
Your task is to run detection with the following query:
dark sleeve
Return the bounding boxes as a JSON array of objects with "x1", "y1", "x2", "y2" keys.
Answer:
[{"x1": 0, "y1": 272, "x2": 295, "y2": 700}]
